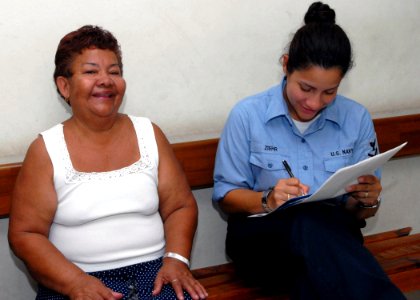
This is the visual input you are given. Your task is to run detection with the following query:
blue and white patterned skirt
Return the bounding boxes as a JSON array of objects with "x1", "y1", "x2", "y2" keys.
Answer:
[{"x1": 36, "y1": 258, "x2": 192, "y2": 300}]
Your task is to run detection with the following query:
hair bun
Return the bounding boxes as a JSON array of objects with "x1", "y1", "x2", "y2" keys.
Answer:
[{"x1": 304, "y1": 2, "x2": 335, "y2": 25}]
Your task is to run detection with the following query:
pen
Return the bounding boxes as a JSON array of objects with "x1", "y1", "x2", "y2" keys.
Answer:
[
  {"x1": 282, "y1": 160, "x2": 295, "y2": 178},
  {"x1": 282, "y1": 160, "x2": 307, "y2": 196}
]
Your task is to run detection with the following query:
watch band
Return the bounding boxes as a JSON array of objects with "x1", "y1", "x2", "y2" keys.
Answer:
[
  {"x1": 261, "y1": 187, "x2": 274, "y2": 213},
  {"x1": 358, "y1": 197, "x2": 381, "y2": 209}
]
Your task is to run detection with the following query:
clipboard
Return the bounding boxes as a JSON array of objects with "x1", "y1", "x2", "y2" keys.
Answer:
[{"x1": 250, "y1": 142, "x2": 407, "y2": 217}]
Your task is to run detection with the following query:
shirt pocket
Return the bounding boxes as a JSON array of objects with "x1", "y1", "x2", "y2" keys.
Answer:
[
  {"x1": 249, "y1": 152, "x2": 287, "y2": 171},
  {"x1": 323, "y1": 156, "x2": 350, "y2": 173},
  {"x1": 249, "y1": 142, "x2": 290, "y2": 170},
  {"x1": 249, "y1": 150, "x2": 291, "y2": 188}
]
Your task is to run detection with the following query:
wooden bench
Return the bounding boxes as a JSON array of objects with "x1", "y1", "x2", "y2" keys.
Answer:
[{"x1": 1, "y1": 113, "x2": 420, "y2": 296}]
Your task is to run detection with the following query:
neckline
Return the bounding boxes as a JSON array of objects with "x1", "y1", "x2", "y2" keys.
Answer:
[{"x1": 58, "y1": 116, "x2": 152, "y2": 182}]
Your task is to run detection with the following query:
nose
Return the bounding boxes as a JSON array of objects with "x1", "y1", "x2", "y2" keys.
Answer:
[
  {"x1": 97, "y1": 72, "x2": 114, "y2": 87},
  {"x1": 306, "y1": 93, "x2": 325, "y2": 111}
]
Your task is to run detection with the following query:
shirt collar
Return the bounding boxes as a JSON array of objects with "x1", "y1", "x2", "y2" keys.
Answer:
[
  {"x1": 264, "y1": 78, "x2": 288, "y2": 123},
  {"x1": 322, "y1": 99, "x2": 340, "y2": 126},
  {"x1": 265, "y1": 77, "x2": 341, "y2": 128}
]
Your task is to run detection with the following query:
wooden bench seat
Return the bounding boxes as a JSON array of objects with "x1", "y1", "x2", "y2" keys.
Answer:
[{"x1": 191, "y1": 227, "x2": 420, "y2": 299}]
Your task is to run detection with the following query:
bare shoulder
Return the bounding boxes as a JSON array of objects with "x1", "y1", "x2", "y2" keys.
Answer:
[
  {"x1": 21, "y1": 135, "x2": 53, "y2": 176},
  {"x1": 151, "y1": 122, "x2": 175, "y2": 160},
  {"x1": 14, "y1": 135, "x2": 54, "y2": 201},
  {"x1": 10, "y1": 135, "x2": 57, "y2": 232},
  {"x1": 151, "y1": 123, "x2": 186, "y2": 187},
  {"x1": 151, "y1": 122, "x2": 170, "y2": 148}
]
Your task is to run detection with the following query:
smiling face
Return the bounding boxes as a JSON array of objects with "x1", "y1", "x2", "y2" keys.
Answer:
[
  {"x1": 282, "y1": 56, "x2": 343, "y2": 122},
  {"x1": 56, "y1": 48, "x2": 126, "y2": 120}
]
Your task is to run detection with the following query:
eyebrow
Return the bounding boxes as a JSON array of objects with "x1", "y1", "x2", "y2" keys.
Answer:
[
  {"x1": 299, "y1": 81, "x2": 339, "y2": 91},
  {"x1": 82, "y1": 62, "x2": 120, "y2": 68}
]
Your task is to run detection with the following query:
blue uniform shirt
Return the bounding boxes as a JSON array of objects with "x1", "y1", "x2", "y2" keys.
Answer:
[{"x1": 212, "y1": 78, "x2": 380, "y2": 201}]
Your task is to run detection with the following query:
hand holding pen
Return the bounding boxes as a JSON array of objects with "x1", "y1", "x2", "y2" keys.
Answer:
[
  {"x1": 281, "y1": 160, "x2": 309, "y2": 200},
  {"x1": 264, "y1": 160, "x2": 310, "y2": 211}
]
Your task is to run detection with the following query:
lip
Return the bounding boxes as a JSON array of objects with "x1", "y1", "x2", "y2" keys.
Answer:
[
  {"x1": 300, "y1": 105, "x2": 317, "y2": 115},
  {"x1": 296, "y1": 105, "x2": 319, "y2": 121},
  {"x1": 92, "y1": 91, "x2": 115, "y2": 99}
]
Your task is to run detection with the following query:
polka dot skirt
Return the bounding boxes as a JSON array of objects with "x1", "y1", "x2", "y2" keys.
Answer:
[{"x1": 36, "y1": 258, "x2": 193, "y2": 300}]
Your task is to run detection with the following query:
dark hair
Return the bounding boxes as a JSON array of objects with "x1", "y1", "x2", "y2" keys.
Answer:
[
  {"x1": 53, "y1": 25, "x2": 123, "y2": 99},
  {"x1": 285, "y1": 2, "x2": 353, "y2": 76}
]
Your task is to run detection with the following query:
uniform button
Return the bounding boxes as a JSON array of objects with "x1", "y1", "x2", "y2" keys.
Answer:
[
  {"x1": 268, "y1": 163, "x2": 273, "y2": 168},
  {"x1": 301, "y1": 138, "x2": 306, "y2": 143},
  {"x1": 303, "y1": 165, "x2": 308, "y2": 170}
]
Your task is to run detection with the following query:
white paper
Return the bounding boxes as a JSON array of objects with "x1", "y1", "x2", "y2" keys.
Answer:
[{"x1": 250, "y1": 142, "x2": 407, "y2": 217}]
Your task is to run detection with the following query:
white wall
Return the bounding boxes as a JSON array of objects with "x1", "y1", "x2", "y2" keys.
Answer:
[
  {"x1": 1, "y1": 0, "x2": 419, "y2": 298},
  {"x1": 0, "y1": 0, "x2": 420, "y2": 159}
]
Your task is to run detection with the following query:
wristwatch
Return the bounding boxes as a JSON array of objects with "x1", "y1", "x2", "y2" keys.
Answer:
[{"x1": 261, "y1": 187, "x2": 274, "y2": 213}]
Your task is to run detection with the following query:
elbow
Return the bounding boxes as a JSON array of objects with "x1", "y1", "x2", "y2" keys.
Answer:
[
  {"x1": 218, "y1": 198, "x2": 233, "y2": 214},
  {"x1": 7, "y1": 227, "x2": 23, "y2": 257}
]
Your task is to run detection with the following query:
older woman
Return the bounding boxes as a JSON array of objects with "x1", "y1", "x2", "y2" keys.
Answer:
[{"x1": 8, "y1": 25, "x2": 207, "y2": 300}]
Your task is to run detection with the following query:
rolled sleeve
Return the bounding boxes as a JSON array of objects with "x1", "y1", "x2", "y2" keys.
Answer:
[
  {"x1": 213, "y1": 105, "x2": 254, "y2": 201},
  {"x1": 351, "y1": 109, "x2": 382, "y2": 179}
]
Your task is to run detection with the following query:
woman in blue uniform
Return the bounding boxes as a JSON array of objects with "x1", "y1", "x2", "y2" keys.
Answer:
[{"x1": 212, "y1": 2, "x2": 405, "y2": 299}]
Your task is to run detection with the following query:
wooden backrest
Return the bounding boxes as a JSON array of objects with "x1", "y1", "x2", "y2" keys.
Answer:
[{"x1": 1, "y1": 113, "x2": 420, "y2": 217}]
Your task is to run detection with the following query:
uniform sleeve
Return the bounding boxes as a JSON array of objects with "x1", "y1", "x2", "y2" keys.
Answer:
[
  {"x1": 351, "y1": 108, "x2": 381, "y2": 178},
  {"x1": 212, "y1": 104, "x2": 255, "y2": 201}
]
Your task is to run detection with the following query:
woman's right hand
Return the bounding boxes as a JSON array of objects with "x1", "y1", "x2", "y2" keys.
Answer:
[
  {"x1": 68, "y1": 273, "x2": 123, "y2": 300},
  {"x1": 268, "y1": 178, "x2": 309, "y2": 210}
]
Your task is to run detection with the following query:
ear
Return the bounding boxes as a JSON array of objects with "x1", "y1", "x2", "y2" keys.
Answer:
[
  {"x1": 281, "y1": 54, "x2": 289, "y2": 75},
  {"x1": 56, "y1": 76, "x2": 71, "y2": 100}
]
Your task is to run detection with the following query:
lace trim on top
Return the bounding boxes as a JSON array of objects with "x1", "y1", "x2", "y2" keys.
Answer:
[{"x1": 60, "y1": 123, "x2": 152, "y2": 183}]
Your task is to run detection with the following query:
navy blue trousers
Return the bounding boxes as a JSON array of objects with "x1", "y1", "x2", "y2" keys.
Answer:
[{"x1": 226, "y1": 202, "x2": 406, "y2": 300}]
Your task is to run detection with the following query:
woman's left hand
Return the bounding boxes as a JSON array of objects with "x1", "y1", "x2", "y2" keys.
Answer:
[
  {"x1": 152, "y1": 259, "x2": 208, "y2": 300},
  {"x1": 345, "y1": 175, "x2": 382, "y2": 207}
]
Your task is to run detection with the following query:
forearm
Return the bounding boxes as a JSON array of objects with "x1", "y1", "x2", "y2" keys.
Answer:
[
  {"x1": 163, "y1": 203, "x2": 198, "y2": 260},
  {"x1": 219, "y1": 189, "x2": 264, "y2": 215},
  {"x1": 9, "y1": 232, "x2": 85, "y2": 295}
]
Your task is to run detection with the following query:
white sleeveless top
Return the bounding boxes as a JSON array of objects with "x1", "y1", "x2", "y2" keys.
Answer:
[{"x1": 41, "y1": 116, "x2": 165, "y2": 272}]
